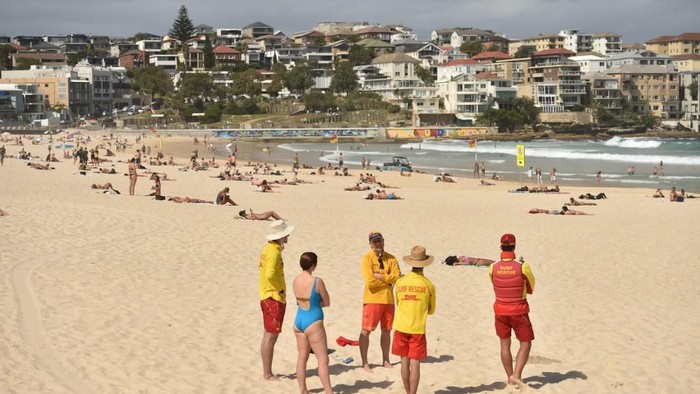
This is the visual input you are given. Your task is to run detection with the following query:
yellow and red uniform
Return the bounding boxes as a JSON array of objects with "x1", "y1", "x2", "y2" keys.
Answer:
[
  {"x1": 361, "y1": 250, "x2": 401, "y2": 304},
  {"x1": 488, "y1": 252, "x2": 534, "y2": 316}
]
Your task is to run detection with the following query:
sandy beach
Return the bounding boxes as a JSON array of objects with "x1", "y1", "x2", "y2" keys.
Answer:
[{"x1": 1, "y1": 130, "x2": 699, "y2": 393}]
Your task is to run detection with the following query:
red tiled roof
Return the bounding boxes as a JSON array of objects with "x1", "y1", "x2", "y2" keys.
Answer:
[
  {"x1": 671, "y1": 54, "x2": 700, "y2": 61},
  {"x1": 213, "y1": 45, "x2": 240, "y2": 54},
  {"x1": 472, "y1": 51, "x2": 512, "y2": 60},
  {"x1": 474, "y1": 72, "x2": 502, "y2": 80},
  {"x1": 676, "y1": 32, "x2": 700, "y2": 41},
  {"x1": 646, "y1": 35, "x2": 677, "y2": 44},
  {"x1": 533, "y1": 48, "x2": 576, "y2": 57},
  {"x1": 439, "y1": 58, "x2": 480, "y2": 67},
  {"x1": 14, "y1": 52, "x2": 65, "y2": 60}
]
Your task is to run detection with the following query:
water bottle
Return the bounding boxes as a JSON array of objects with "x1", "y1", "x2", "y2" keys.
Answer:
[{"x1": 336, "y1": 355, "x2": 354, "y2": 364}]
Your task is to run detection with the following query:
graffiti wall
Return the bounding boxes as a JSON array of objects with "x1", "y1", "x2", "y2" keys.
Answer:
[
  {"x1": 215, "y1": 128, "x2": 381, "y2": 139},
  {"x1": 385, "y1": 127, "x2": 492, "y2": 139},
  {"x1": 214, "y1": 127, "x2": 494, "y2": 140}
]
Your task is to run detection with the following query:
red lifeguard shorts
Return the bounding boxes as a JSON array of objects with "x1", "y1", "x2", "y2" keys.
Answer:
[
  {"x1": 495, "y1": 314, "x2": 534, "y2": 341},
  {"x1": 362, "y1": 304, "x2": 394, "y2": 332},
  {"x1": 260, "y1": 298, "x2": 286, "y2": 333},
  {"x1": 391, "y1": 331, "x2": 427, "y2": 360}
]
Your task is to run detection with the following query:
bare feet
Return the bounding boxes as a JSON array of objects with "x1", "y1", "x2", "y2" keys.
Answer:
[
  {"x1": 263, "y1": 374, "x2": 280, "y2": 381},
  {"x1": 383, "y1": 360, "x2": 393, "y2": 368},
  {"x1": 508, "y1": 375, "x2": 526, "y2": 389},
  {"x1": 362, "y1": 363, "x2": 373, "y2": 373}
]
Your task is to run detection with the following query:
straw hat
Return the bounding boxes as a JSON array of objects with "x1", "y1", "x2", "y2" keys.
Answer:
[
  {"x1": 266, "y1": 220, "x2": 294, "y2": 241},
  {"x1": 402, "y1": 245, "x2": 434, "y2": 267}
]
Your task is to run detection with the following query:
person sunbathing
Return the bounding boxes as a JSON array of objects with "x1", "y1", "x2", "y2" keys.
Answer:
[
  {"x1": 0, "y1": 208, "x2": 9, "y2": 216},
  {"x1": 91, "y1": 182, "x2": 121, "y2": 194},
  {"x1": 345, "y1": 183, "x2": 371, "y2": 191},
  {"x1": 443, "y1": 255, "x2": 495, "y2": 266},
  {"x1": 528, "y1": 208, "x2": 561, "y2": 215},
  {"x1": 238, "y1": 209, "x2": 284, "y2": 220},
  {"x1": 565, "y1": 197, "x2": 597, "y2": 206},
  {"x1": 97, "y1": 167, "x2": 117, "y2": 174},
  {"x1": 652, "y1": 188, "x2": 665, "y2": 198},
  {"x1": 27, "y1": 162, "x2": 54, "y2": 170},
  {"x1": 561, "y1": 206, "x2": 591, "y2": 215},
  {"x1": 365, "y1": 190, "x2": 402, "y2": 200},
  {"x1": 480, "y1": 180, "x2": 495, "y2": 186},
  {"x1": 168, "y1": 196, "x2": 214, "y2": 204}
]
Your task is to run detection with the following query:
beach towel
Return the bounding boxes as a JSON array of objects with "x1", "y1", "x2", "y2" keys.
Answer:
[{"x1": 336, "y1": 336, "x2": 359, "y2": 347}]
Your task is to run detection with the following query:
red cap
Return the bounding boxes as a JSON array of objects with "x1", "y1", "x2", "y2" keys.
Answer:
[{"x1": 500, "y1": 233, "x2": 516, "y2": 246}]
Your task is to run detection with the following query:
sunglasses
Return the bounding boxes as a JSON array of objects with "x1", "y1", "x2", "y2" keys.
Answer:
[{"x1": 378, "y1": 257, "x2": 384, "y2": 270}]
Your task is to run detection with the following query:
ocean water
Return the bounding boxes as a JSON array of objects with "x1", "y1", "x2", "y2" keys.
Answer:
[{"x1": 226, "y1": 136, "x2": 700, "y2": 192}]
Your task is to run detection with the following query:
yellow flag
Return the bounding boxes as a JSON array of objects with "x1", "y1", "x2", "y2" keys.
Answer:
[{"x1": 329, "y1": 135, "x2": 338, "y2": 144}]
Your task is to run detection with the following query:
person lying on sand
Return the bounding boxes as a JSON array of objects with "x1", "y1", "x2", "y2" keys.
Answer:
[
  {"x1": 168, "y1": 197, "x2": 214, "y2": 204},
  {"x1": 443, "y1": 255, "x2": 495, "y2": 266},
  {"x1": 91, "y1": 183, "x2": 121, "y2": 194},
  {"x1": 345, "y1": 183, "x2": 371, "y2": 191},
  {"x1": 238, "y1": 209, "x2": 284, "y2": 220},
  {"x1": 579, "y1": 192, "x2": 607, "y2": 200},
  {"x1": 565, "y1": 197, "x2": 597, "y2": 206},
  {"x1": 365, "y1": 190, "x2": 402, "y2": 200},
  {"x1": 480, "y1": 180, "x2": 495, "y2": 186},
  {"x1": 561, "y1": 206, "x2": 591, "y2": 215},
  {"x1": 0, "y1": 208, "x2": 9, "y2": 216},
  {"x1": 27, "y1": 162, "x2": 54, "y2": 170}
]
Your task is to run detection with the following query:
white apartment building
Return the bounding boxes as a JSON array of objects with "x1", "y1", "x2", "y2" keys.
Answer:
[
  {"x1": 570, "y1": 54, "x2": 608, "y2": 73},
  {"x1": 592, "y1": 33, "x2": 622, "y2": 55},
  {"x1": 559, "y1": 29, "x2": 592, "y2": 53}
]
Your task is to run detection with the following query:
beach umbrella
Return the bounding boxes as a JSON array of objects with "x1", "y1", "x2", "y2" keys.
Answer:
[{"x1": 1, "y1": 132, "x2": 10, "y2": 137}]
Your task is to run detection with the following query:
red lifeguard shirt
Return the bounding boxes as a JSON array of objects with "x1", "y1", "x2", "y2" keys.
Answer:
[{"x1": 489, "y1": 252, "x2": 535, "y2": 316}]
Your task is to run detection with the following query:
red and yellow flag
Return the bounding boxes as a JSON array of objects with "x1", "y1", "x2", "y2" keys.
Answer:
[
  {"x1": 329, "y1": 135, "x2": 338, "y2": 144},
  {"x1": 467, "y1": 139, "x2": 477, "y2": 148}
]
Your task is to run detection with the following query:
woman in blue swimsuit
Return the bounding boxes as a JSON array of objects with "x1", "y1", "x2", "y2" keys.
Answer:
[{"x1": 293, "y1": 252, "x2": 333, "y2": 393}]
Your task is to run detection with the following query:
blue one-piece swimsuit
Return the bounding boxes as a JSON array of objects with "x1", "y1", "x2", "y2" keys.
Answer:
[{"x1": 294, "y1": 278, "x2": 324, "y2": 332}]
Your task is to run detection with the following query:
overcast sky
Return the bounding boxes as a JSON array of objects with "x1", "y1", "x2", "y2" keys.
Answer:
[{"x1": 3, "y1": 0, "x2": 698, "y2": 44}]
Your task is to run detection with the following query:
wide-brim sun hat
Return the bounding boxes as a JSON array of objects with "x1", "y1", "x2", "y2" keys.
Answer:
[
  {"x1": 266, "y1": 220, "x2": 295, "y2": 241},
  {"x1": 402, "y1": 245, "x2": 434, "y2": 267}
]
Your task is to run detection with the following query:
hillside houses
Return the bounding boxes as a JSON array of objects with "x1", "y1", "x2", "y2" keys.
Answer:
[{"x1": 0, "y1": 22, "x2": 698, "y2": 130}]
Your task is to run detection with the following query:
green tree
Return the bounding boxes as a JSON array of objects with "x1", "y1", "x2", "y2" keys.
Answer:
[
  {"x1": 330, "y1": 61, "x2": 358, "y2": 94},
  {"x1": 304, "y1": 91, "x2": 335, "y2": 112},
  {"x1": 512, "y1": 97, "x2": 540, "y2": 125},
  {"x1": 0, "y1": 45, "x2": 16, "y2": 70},
  {"x1": 231, "y1": 69, "x2": 262, "y2": 97},
  {"x1": 132, "y1": 66, "x2": 174, "y2": 100},
  {"x1": 268, "y1": 62, "x2": 288, "y2": 96},
  {"x1": 285, "y1": 63, "x2": 314, "y2": 95},
  {"x1": 178, "y1": 73, "x2": 217, "y2": 102},
  {"x1": 415, "y1": 64, "x2": 435, "y2": 86},
  {"x1": 203, "y1": 36, "x2": 215, "y2": 69},
  {"x1": 477, "y1": 108, "x2": 524, "y2": 132},
  {"x1": 201, "y1": 103, "x2": 222, "y2": 123},
  {"x1": 348, "y1": 45, "x2": 375, "y2": 67},
  {"x1": 169, "y1": 5, "x2": 196, "y2": 70},
  {"x1": 514, "y1": 46, "x2": 536, "y2": 58},
  {"x1": 460, "y1": 41, "x2": 483, "y2": 57},
  {"x1": 689, "y1": 80, "x2": 698, "y2": 100},
  {"x1": 67, "y1": 51, "x2": 88, "y2": 65},
  {"x1": 15, "y1": 57, "x2": 42, "y2": 70}
]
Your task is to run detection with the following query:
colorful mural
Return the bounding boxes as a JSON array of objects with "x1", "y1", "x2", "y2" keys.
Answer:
[{"x1": 214, "y1": 127, "x2": 493, "y2": 140}]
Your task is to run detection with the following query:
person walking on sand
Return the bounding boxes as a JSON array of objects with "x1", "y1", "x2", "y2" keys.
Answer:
[
  {"x1": 293, "y1": 252, "x2": 334, "y2": 394},
  {"x1": 259, "y1": 220, "x2": 295, "y2": 381},
  {"x1": 489, "y1": 234, "x2": 535, "y2": 389},
  {"x1": 596, "y1": 171, "x2": 602, "y2": 186},
  {"x1": 359, "y1": 231, "x2": 401, "y2": 371},
  {"x1": 392, "y1": 245, "x2": 436, "y2": 394},
  {"x1": 127, "y1": 158, "x2": 138, "y2": 195}
]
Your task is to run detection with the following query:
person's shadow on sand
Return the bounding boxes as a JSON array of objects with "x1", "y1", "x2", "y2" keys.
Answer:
[
  {"x1": 524, "y1": 370, "x2": 588, "y2": 389},
  {"x1": 330, "y1": 379, "x2": 393, "y2": 394},
  {"x1": 424, "y1": 354, "x2": 454, "y2": 364},
  {"x1": 434, "y1": 381, "x2": 507, "y2": 393}
]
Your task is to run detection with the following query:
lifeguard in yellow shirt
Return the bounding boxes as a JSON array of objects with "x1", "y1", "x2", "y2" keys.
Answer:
[
  {"x1": 258, "y1": 220, "x2": 294, "y2": 381},
  {"x1": 392, "y1": 245, "x2": 436, "y2": 394},
  {"x1": 359, "y1": 231, "x2": 401, "y2": 371}
]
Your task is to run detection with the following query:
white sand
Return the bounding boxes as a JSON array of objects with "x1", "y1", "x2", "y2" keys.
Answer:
[{"x1": 1, "y1": 132, "x2": 699, "y2": 393}]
